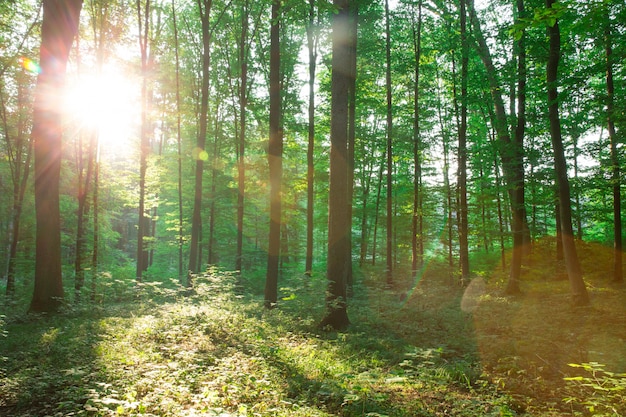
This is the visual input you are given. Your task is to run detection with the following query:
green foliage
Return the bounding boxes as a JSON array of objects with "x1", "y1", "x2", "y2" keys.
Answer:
[{"x1": 564, "y1": 362, "x2": 626, "y2": 416}]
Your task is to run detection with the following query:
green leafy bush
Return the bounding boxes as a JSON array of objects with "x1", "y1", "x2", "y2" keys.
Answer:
[{"x1": 564, "y1": 362, "x2": 626, "y2": 416}]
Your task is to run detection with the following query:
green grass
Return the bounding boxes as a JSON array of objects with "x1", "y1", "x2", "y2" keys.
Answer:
[{"x1": 2, "y1": 246, "x2": 625, "y2": 416}]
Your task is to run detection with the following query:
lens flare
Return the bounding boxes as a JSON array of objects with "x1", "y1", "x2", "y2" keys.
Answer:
[{"x1": 18, "y1": 57, "x2": 41, "y2": 74}]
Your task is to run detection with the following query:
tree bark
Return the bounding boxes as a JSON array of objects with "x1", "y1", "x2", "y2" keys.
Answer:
[
  {"x1": 457, "y1": 0, "x2": 470, "y2": 282},
  {"x1": 188, "y1": 0, "x2": 213, "y2": 284},
  {"x1": 546, "y1": 0, "x2": 589, "y2": 305},
  {"x1": 30, "y1": 0, "x2": 83, "y2": 313},
  {"x1": 235, "y1": 0, "x2": 248, "y2": 274},
  {"x1": 321, "y1": 0, "x2": 351, "y2": 330},
  {"x1": 411, "y1": 0, "x2": 423, "y2": 276},
  {"x1": 265, "y1": 0, "x2": 282, "y2": 309}
]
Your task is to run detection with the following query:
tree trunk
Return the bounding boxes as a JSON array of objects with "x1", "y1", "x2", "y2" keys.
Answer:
[
  {"x1": 188, "y1": 0, "x2": 213, "y2": 284},
  {"x1": 321, "y1": 0, "x2": 351, "y2": 330},
  {"x1": 384, "y1": 0, "x2": 393, "y2": 285},
  {"x1": 305, "y1": 0, "x2": 317, "y2": 277},
  {"x1": 605, "y1": 15, "x2": 622, "y2": 283},
  {"x1": 346, "y1": 2, "x2": 357, "y2": 292},
  {"x1": 30, "y1": 0, "x2": 83, "y2": 313},
  {"x1": 457, "y1": 0, "x2": 470, "y2": 282},
  {"x1": 235, "y1": 0, "x2": 248, "y2": 274},
  {"x1": 136, "y1": 0, "x2": 151, "y2": 282},
  {"x1": 172, "y1": 0, "x2": 184, "y2": 282},
  {"x1": 546, "y1": 0, "x2": 589, "y2": 305},
  {"x1": 411, "y1": 0, "x2": 423, "y2": 276},
  {"x1": 265, "y1": 0, "x2": 282, "y2": 309},
  {"x1": 467, "y1": 0, "x2": 527, "y2": 295}
]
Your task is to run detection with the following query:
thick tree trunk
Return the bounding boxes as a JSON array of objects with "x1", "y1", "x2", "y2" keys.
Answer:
[
  {"x1": 30, "y1": 0, "x2": 83, "y2": 313},
  {"x1": 546, "y1": 0, "x2": 589, "y2": 305},
  {"x1": 265, "y1": 0, "x2": 282, "y2": 309},
  {"x1": 346, "y1": 2, "x2": 357, "y2": 292},
  {"x1": 321, "y1": 0, "x2": 351, "y2": 330}
]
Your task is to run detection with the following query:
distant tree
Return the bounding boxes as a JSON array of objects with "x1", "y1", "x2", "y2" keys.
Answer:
[
  {"x1": 29, "y1": 0, "x2": 83, "y2": 313},
  {"x1": 304, "y1": 0, "x2": 318, "y2": 277},
  {"x1": 604, "y1": 10, "x2": 622, "y2": 283},
  {"x1": 384, "y1": 0, "x2": 393, "y2": 285},
  {"x1": 2, "y1": 65, "x2": 33, "y2": 298},
  {"x1": 321, "y1": 0, "x2": 352, "y2": 330},
  {"x1": 136, "y1": 0, "x2": 151, "y2": 282}
]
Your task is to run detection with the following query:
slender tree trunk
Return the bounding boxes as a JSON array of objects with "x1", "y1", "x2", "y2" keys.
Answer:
[
  {"x1": 136, "y1": 0, "x2": 151, "y2": 282},
  {"x1": 321, "y1": 0, "x2": 351, "y2": 330},
  {"x1": 371, "y1": 151, "x2": 385, "y2": 266},
  {"x1": 236, "y1": 0, "x2": 248, "y2": 273},
  {"x1": 265, "y1": 0, "x2": 282, "y2": 309},
  {"x1": 457, "y1": 0, "x2": 469, "y2": 282},
  {"x1": 605, "y1": 16, "x2": 622, "y2": 283},
  {"x1": 546, "y1": 0, "x2": 589, "y2": 305},
  {"x1": 411, "y1": 0, "x2": 423, "y2": 276},
  {"x1": 188, "y1": 0, "x2": 213, "y2": 284},
  {"x1": 384, "y1": 0, "x2": 393, "y2": 285},
  {"x1": 172, "y1": 0, "x2": 184, "y2": 282},
  {"x1": 30, "y1": 0, "x2": 83, "y2": 313},
  {"x1": 305, "y1": 0, "x2": 317, "y2": 276}
]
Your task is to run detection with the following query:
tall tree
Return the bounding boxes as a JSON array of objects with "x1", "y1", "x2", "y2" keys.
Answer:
[
  {"x1": 604, "y1": 10, "x2": 622, "y2": 283},
  {"x1": 321, "y1": 0, "x2": 352, "y2": 330},
  {"x1": 304, "y1": 0, "x2": 317, "y2": 276},
  {"x1": 545, "y1": 0, "x2": 589, "y2": 306},
  {"x1": 188, "y1": 0, "x2": 213, "y2": 284},
  {"x1": 171, "y1": 0, "x2": 184, "y2": 282},
  {"x1": 135, "y1": 0, "x2": 151, "y2": 282},
  {"x1": 457, "y1": 0, "x2": 469, "y2": 282},
  {"x1": 466, "y1": 0, "x2": 527, "y2": 295},
  {"x1": 30, "y1": 0, "x2": 83, "y2": 313},
  {"x1": 235, "y1": 0, "x2": 249, "y2": 274},
  {"x1": 410, "y1": 0, "x2": 423, "y2": 276},
  {"x1": 384, "y1": 0, "x2": 393, "y2": 285},
  {"x1": 264, "y1": 0, "x2": 282, "y2": 309}
]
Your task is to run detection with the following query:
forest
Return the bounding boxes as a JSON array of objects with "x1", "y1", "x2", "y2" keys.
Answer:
[{"x1": 1, "y1": 0, "x2": 625, "y2": 415}]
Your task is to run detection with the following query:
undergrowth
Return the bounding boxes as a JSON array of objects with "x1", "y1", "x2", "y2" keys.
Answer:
[{"x1": 1, "y1": 243, "x2": 625, "y2": 416}]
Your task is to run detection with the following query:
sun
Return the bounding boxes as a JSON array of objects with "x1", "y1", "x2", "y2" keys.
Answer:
[{"x1": 63, "y1": 67, "x2": 139, "y2": 158}]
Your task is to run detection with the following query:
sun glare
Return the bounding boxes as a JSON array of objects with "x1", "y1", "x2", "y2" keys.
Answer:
[{"x1": 63, "y1": 69, "x2": 139, "y2": 158}]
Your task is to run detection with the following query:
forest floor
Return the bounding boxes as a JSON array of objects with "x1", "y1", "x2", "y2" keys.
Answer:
[{"x1": 1, "y1": 239, "x2": 625, "y2": 416}]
